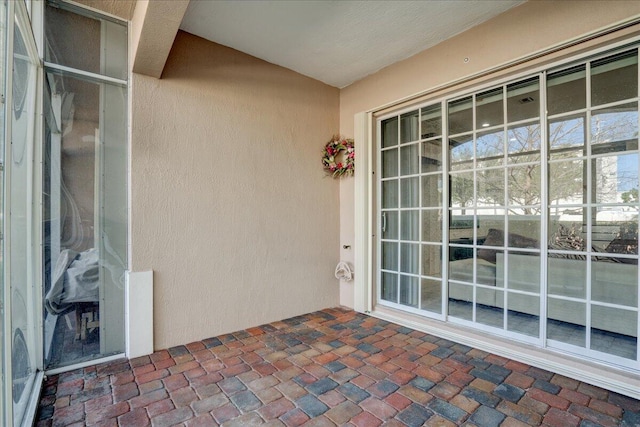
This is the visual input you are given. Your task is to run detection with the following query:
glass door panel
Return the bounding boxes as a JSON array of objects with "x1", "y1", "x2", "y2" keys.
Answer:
[
  {"x1": 10, "y1": 4, "x2": 39, "y2": 425},
  {"x1": 379, "y1": 105, "x2": 445, "y2": 315},
  {"x1": 43, "y1": 72, "x2": 127, "y2": 368},
  {"x1": 546, "y1": 48, "x2": 639, "y2": 365}
]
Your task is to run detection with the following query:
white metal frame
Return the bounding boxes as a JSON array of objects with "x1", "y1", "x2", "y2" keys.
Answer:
[{"x1": 41, "y1": 0, "x2": 129, "y2": 374}]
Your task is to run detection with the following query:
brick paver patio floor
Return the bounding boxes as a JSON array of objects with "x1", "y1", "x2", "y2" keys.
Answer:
[{"x1": 36, "y1": 308, "x2": 640, "y2": 426}]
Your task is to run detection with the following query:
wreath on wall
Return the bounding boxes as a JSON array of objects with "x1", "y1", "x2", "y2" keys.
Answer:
[{"x1": 322, "y1": 135, "x2": 355, "y2": 178}]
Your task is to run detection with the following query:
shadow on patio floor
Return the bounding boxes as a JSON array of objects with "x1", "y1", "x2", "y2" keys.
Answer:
[{"x1": 36, "y1": 308, "x2": 640, "y2": 426}]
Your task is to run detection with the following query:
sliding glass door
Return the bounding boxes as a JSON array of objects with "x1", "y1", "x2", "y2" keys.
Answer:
[
  {"x1": 379, "y1": 105, "x2": 445, "y2": 316},
  {"x1": 447, "y1": 77, "x2": 543, "y2": 340},
  {"x1": 2, "y1": 1, "x2": 41, "y2": 425},
  {"x1": 376, "y1": 44, "x2": 639, "y2": 371},
  {"x1": 546, "y1": 50, "x2": 638, "y2": 365}
]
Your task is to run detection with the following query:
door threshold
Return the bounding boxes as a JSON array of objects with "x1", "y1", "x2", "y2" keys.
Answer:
[{"x1": 45, "y1": 353, "x2": 126, "y2": 376}]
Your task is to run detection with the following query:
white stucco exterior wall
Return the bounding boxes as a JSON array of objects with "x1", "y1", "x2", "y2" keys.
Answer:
[{"x1": 131, "y1": 32, "x2": 340, "y2": 350}]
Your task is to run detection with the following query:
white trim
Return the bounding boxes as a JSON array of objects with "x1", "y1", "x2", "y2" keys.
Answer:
[
  {"x1": 127, "y1": 16, "x2": 133, "y2": 285},
  {"x1": 44, "y1": 353, "x2": 126, "y2": 376},
  {"x1": 33, "y1": 40, "x2": 44, "y2": 376},
  {"x1": 43, "y1": 61, "x2": 127, "y2": 86},
  {"x1": 21, "y1": 371, "x2": 43, "y2": 427},
  {"x1": 30, "y1": 0, "x2": 44, "y2": 58},
  {"x1": 353, "y1": 112, "x2": 372, "y2": 313},
  {"x1": 125, "y1": 270, "x2": 153, "y2": 359}
]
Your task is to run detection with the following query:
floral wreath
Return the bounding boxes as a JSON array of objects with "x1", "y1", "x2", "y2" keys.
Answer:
[{"x1": 322, "y1": 135, "x2": 355, "y2": 178}]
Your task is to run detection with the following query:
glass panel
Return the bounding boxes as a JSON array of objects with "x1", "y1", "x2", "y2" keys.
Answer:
[
  {"x1": 381, "y1": 242, "x2": 398, "y2": 271},
  {"x1": 421, "y1": 174, "x2": 442, "y2": 207},
  {"x1": 400, "y1": 243, "x2": 419, "y2": 274},
  {"x1": 477, "y1": 211, "x2": 505, "y2": 249},
  {"x1": 591, "y1": 103, "x2": 638, "y2": 154},
  {"x1": 449, "y1": 97, "x2": 473, "y2": 135},
  {"x1": 421, "y1": 139, "x2": 442, "y2": 173},
  {"x1": 549, "y1": 208, "x2": 586, "y2": 251},
  {"x1": 449, "y1": 134, "x2": 473, "y2": 171},
  {"x1": 381, "y1": 180, "x2": 398, "y2": 208},
  {"x1": 421, "y1": 104, "x2": 442, "y2": 138},
  {"x1": 590, "y1": 305, "x2": 637, "y2": 360},
  {"x1": 10, "y1": 12, "x2": 38, "y2": 424},
  {"x1": 421, "y1": 209, "x2": 442, "y2": 243},
  {"x1": 507, "y1": 164, "x2": 541, "y2": 207},
  {"x1": 507, "y1": 293, "x2": 539, "y2": 337},
  {"x1": 508, "y1": 214, "x2": 540, "y2": 242},
  {"x1": 593, "y1": 153, "x2": 638, "y2": 204},
  {"x1": 476, "y1": 87, "x2": 504, "y2": 129},
  {"x1": 382, "y1": 117, "x2": 398, "y2": 148},
  {"x1": 592, "y1": 209, "x2": 638, "y2": 253},
  {"x1": 401, "y1": 210, "x2": 419, "y2": 241},
  {"x1": 477, "y1": 168, "x2": 504, "y2": 207},
  {"x1": 547, "y1": 298, "x2": 586, "y2": 347},
  {"x1": 381, "y1": 211, "x2": 398, "y2": 240},
  {"x1": 548, "y1": 114, "x2": 585, "y2": 159},
  {"x1": 400, "y1": 177, "x2": 419, "y2": 208},
  {"x1": 400, "y1": 110, "x2": 419, "y2": 143},
  {"x1": 507, "y1": 77, "x2": 540, "y2": 122},
  {"x1": 449, "y1": 252, "x2": 474, "y2": 283},
  {"x1": 549, "y1": 159, "x2": 585, "y2": 204},
  {"x1": 381, "y1": 149, "x2": 398, "y2": 178},
  {"x1": 449, "y1": 214, "x2": 474, "y2": 242},
  {"x1": 45, "y1": 3, "x2": 128, "y2": 80},
  {"x1": 548, "y1": 258, "x2": 586, "y2": 299},
  {"x1": 450, "y1": 172, "x2": 474, "y2": 210},
  {"x1": 507, "y1": 122, "x2": 541, "y2": 163},
  {"x1": 477, "y1": 251, "x2": 498, "y2": 286},
  {"x1": 43, "y1": 72, "x2": 128, "y2": 368},
  {"x1": 421, "y1": 278, "x2": 442, "y2": 313},
  {"x1": 476, "y1": 288, "x2": 502, "y2": 328},
  {"x1": 422, "y1": 244, "x2": 442, "y2": 278},
  {"x1": 448, "y1": 283, "x2": 473, "y2": 320},
  {"x1": 400, "y1": 143, "x2": 419, "y2": 176},
  {"x1": 547, "y1": 65, "x2": 586, "y2": 115},
  {"x1": 591, "y1": 50, "x2": 638, "y2": 107},
  {"x1": 476, "y1": 130, "x2": 504, "y2": 168},
  {"x1": 507, "y1": 252, "x2": 540, "y2": 292},
  {"x1": 381, "y1": 272, "x2": 398, "y2": 302},
  {"x1": 399, "y1": 275, "x2": 419, "y2": 308},
  {"x1": 592, "y1": 257, "x2": 638, "y2": 307}
]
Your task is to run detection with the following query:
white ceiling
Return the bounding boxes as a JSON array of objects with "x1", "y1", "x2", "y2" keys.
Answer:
[{"x1": 180, "y1": 0, "x2": 525, "y2": 88}]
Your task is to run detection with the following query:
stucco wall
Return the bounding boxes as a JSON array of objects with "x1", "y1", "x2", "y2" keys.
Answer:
[
  {"x1": 337, "y1": 0, "x2": 640, "y2": 308},
  {"x1": 72, "y1": 0, "x2": 136, "y2": 20},
  {"x1": 132, "y1": 31, "x2": 340, "y2": 349}
]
